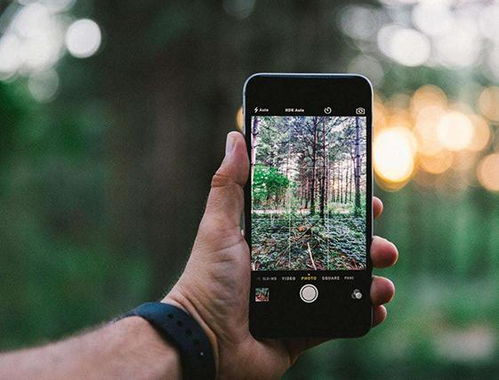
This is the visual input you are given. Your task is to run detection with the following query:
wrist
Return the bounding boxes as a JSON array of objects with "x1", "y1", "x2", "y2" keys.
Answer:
[
  {"x1": 115, "y1": 316, "x2": 181, "y2": 379},
  {"x1": 161, "y1": 292, "x2": 220, "y2": 377}
]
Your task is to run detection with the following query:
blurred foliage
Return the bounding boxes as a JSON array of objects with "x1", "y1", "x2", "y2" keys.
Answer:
[{"x1": 0, "y1": 0, "x2": 498, "y2": 378}]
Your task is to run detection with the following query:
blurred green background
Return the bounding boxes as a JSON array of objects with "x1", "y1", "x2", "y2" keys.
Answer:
[{"x1": 0, "y1": 0, "x2": 498, "y2": 378}]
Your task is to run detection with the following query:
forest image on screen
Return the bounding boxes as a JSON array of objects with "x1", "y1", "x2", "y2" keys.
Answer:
[{"x1": 251, "y1": 116, "x2": 367, "y2": 271}]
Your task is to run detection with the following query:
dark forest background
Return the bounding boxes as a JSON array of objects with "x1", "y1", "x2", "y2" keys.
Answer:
[{"x1": 0, "y1": 1, "x2": 498, "y2": 379}]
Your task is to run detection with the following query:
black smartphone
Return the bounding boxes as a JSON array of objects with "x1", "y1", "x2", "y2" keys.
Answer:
[{"x1": 243, "y1": 73, "x2": 373, "y2": 338}]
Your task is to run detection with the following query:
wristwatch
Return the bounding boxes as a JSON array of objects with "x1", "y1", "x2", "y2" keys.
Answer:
[{"x1": 117, "y1": 302, "x2": 216, "y2": 380}]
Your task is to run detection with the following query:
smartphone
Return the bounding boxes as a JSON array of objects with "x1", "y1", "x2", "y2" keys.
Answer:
[{"x1": 243, "y1": 73, "x2": 373, "y2": 338}]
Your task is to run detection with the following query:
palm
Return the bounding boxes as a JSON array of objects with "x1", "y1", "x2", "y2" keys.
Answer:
[{"x1": 174, "y1": 224, "x2": 291, "y2": 379}]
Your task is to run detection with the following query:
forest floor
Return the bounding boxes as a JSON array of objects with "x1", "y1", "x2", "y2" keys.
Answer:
[{"x1": 251, "y1": 212, "x2": 366, "y2": 271}]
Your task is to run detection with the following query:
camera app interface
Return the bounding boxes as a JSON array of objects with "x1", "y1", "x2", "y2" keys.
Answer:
[{"x1": 250, "y1": 115, "x2": 367, "y2": 274}]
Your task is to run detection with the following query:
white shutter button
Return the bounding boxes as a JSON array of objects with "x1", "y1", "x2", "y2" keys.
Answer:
[{"x1": 299, "y1": 284, "x2": 318, "y2": 303}]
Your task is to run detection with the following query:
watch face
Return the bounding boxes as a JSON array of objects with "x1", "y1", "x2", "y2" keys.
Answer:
[{"x1": 245, "y1": 74, "x2": 373, "y2": 338}]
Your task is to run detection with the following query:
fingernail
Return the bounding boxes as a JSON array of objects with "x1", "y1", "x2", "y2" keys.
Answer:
[{"x1": 225, "y1": 133, "x2": 235, "y2": 156}]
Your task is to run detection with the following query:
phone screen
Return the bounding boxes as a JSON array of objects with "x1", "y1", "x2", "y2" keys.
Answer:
[{"x1": 244, "y1": 74, "x2": 372, "y2": 338}]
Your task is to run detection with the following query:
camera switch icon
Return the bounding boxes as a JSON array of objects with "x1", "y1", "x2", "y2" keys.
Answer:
[{"x1": 351, "y1": 289, "x2": 363, "y2": 300}]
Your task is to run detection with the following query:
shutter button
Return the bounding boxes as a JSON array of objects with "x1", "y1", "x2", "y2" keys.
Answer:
[{"x1": 299, "y1": 284, "x2": 318, "y2": 303}]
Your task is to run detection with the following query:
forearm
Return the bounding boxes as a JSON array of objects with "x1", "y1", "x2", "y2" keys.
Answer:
[{"x1": 0, "y1": 317, "x2": 180, "y2": 380}]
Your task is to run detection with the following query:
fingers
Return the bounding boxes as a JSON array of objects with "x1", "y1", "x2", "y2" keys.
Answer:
[
  {"x1": 370, "y1": 275, "x2": 395, "y2": 305},
  {"x1": 372, "y1": 197, "x2": 396, "y2": 268},
  {"x1": 202, "y1": 132, "x2": 249, "y2": 229},
  {"x1": 370, "y1": 198, "x2": 396, "y2": 328},
  {"x1": 372, "y1": 305, "x2": 387, "y2": 327},
  {"x1": 371, "y1": 236, "x2": 398, "y2": 268},
  {"x1": 373, "y1": 197, "x2": 383, "y2": 219}
]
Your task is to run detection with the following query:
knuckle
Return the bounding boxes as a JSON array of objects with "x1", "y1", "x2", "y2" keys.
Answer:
[{"x1": 211, "y1": 171, "x2": 234, "y2": 188}]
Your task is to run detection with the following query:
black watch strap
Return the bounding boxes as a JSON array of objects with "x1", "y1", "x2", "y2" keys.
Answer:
[{"x1": 118, "y1": 302, "x2": 216, "y2": 380}]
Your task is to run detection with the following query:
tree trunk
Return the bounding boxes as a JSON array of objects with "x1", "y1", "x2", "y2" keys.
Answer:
[
  {"x1": 333, "y1": 161, "x2": 338, "y2": 202},
  {"x1": 319, "y1": 119, "x2": 327, "y2": 221},
  {"x1": 339, "y1": 160, "x2": 343, "y2": 204},
  {"x1": 304, "y1": 177, "x2": 309, "y2": 209},
  {"x1": 309, "y1": 118, "x2": 318, "y2": 215},
  {"x1": 349, "y1": 159, "x2": 354, "y2": 202},
  {"x1": 354, "y1": 116, "x2": 361, "y2": 215},
  {"x1": 326, "y1": 152, "x2": 330, "y2": 216},
  {"x1": 319, "y1": 169, "x2": 325, "y2": 220}
]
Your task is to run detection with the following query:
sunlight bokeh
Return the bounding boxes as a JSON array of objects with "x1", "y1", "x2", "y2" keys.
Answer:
[
  {"x1": 373, "y1": 127, "x2": 416, "y2": 189},
  {"x1": 436, "y1": 111, "x2": 474, "y2": 151},
  {"x1": 371, "y1": 82, "x2": 496, "y2": 193},
  {"x1": 477, "y1": 153, "x2": 499, "y2": 192},
  {"x1": 478, "y1": 87, "x2": 499, "y2": 122},
  {"x1": 418, "y1": 150, "x2": 453, "y2": 175}
]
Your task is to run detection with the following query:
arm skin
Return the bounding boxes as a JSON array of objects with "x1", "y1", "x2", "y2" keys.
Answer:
[
  {"x1": 0, "y1": 132, "x2": 398, "y2": 379},
  {"x1": 0, "y1": 317, "x2": 181, "y2": 380}
]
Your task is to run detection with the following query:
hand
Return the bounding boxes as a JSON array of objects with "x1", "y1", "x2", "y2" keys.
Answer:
[{"x1": 164, "y1": 131, "x2": 398, "y2": 379}]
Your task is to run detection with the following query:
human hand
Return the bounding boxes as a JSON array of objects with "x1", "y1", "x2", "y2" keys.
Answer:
[{"x1": 164, "y1": 131, "x2": 398, "y2": 379}]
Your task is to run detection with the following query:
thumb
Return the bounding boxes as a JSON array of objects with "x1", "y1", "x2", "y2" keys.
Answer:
[{"x1": 201, "y1": 131, "x2": 249, "y2": 231}]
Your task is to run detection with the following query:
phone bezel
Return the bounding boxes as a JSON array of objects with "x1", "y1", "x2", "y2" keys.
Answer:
[{"x1": 243, "y1": 73, "x2": 373, "y2": 338}]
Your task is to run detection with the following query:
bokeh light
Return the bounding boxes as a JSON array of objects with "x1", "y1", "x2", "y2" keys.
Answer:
[
  {"x1": 65, "y1": 19, "x2": 102, "y2": 58},
  {"x1": 477, "y1": 154, "x2": 499, "y2": 192},
  {"x1": 418, "y1": 150, "x2": 453, "y2": 175},
  {"x1": 410, "y1": 85, "x2": 447, "y2": 116},
  {"x1": 340, "y1": 5, "x2": 382, "y2": 41},
  {"x1": 0, "y1": 35, "x2": 20, "y2": 80},
  {"x1": 0, "y1": 2, "x2": 65, "y2": 78},
  {"x1": 378, "y1": 25, "x2": 430, "y2": 67},
  {"x1": 433, "y1": 17, "x2": 480, "y2": 68},
  {"x1": 468, "y1": 115, "x2": 491, "y2": 152},
  {"x1": 412, "y1": 1, "x2": 453, "y2": 37},
  {"x1": 338, "y1": 0, "x2": 499, "y2": 92},
  {"x1": 19, "y1": 0, "x2": 76, "y2": 12},
  {"x1": 478, "y1": 3, "x2": 499, "y2": 42},
  {"x1": 373, "y1": 97, "x2": 387, "y2": 135},
  {"x1": 414, "y1": 106, "x2": 445, "y2": 155},
  {"x1": 371, "y1": 86, "x2": 498, "y2": 193},
  {"x1": 369, "y1": 81, "x2": 497, "y2": 193},
  {"x1": 374, "y1": 127, "x2": 416, "y2": 189},
  {"x1": 478, "y1": 87, "x2": 499, "y2": 122},
  {"x1": 27, "y1": 69, "x2": 59, "y2": 102},
  {"x1": 436, "y1": 111, "x2": 474, "y2": 151},
  {"x1": 387, "y1": 109, "x2": 412, "y2": 130}
]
